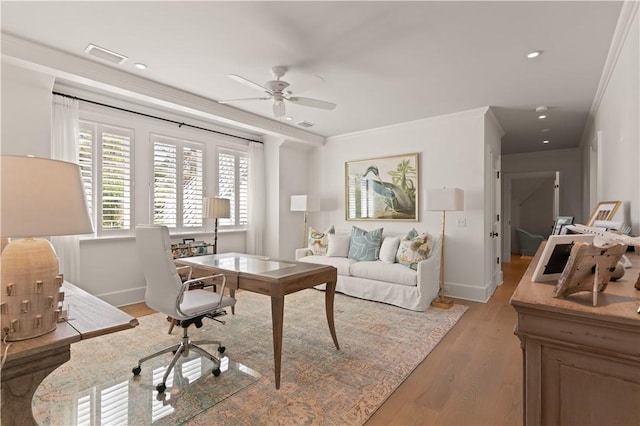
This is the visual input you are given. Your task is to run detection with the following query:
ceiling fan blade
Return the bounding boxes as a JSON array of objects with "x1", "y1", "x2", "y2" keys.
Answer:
[
  {"x1": 273, "y1": 101, "x2": 285, "y2": 117},
  {"x1": 227, "y1": 74, "x2": 269, "y2": 93},
  {"x1": 218, "y1": 97, "x2": 271, "y2": 104},
  {"x1": 287, "y1": 96, "x2": 336, "y2": 110}
]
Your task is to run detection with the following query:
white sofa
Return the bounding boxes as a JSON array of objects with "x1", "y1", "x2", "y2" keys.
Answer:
[{"x1": 295, "y1": 232, "x2": 441, "y2": 311}]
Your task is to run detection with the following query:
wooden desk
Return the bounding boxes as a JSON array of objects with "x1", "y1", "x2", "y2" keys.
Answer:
[
  {"x1": 1, "y1": 281, "x2": 138, "y2": 426},
  {"x1": 176, "y1": 252, "x2": 340, "y2": 389},
  {"x1": 510, "y1": 244, "x2": 640, "y2": 425}
]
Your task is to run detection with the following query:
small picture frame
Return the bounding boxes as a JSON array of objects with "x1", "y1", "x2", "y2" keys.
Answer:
[
  {"x1": 182, "y1": 238, "x2": 195, "y2": 244},
  {"x1": 586, "y1": 201, "x2": 621, "y2": 226},
  {"x1": 531, "y1": 234, "x2": 595, "y2": 283},
  {"x1": 552, "y1": 216, "x2": 574, "y2": 235}
]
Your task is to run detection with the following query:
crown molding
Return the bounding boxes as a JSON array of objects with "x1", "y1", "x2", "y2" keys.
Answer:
[
  {"x1": 1, "y1": 33, "x2": 325, "y2": 147},
  {"x1": 580, "y1": 1, "x2": 639, "y2": 147}
]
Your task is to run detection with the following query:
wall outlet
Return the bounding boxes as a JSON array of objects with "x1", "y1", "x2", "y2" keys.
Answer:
[{"x1": 457, "y1": 218, "x2": 467, "y2": 227}]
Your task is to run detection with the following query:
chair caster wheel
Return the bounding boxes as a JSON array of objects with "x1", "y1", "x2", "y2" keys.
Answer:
[
  {"x1": 132, "y1": 366, "x2": 141, "y2": 376},
  {"x1": 218, "y1": 346, "x2": 225, "y2": 354},
  {"x1": 213, "y1": 368, "x2": 221, "y2": 377},
  {"x1": 156, "y1": 383, "x2": 167, "y2": 393}
]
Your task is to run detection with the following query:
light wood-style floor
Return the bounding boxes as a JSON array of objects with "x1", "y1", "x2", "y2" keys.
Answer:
[{"x1": 120, "y1": 256, "x2": 531, "y2": 425}]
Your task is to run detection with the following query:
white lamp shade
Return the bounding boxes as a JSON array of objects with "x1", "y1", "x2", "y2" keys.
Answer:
[
  {"x1": 204, "y1": 197, "x2": 231, "y2": 219},
  {"x1": 0, "y1": 155, "x2": 93, "y2": 238},
  {"x1": 425, "y1": 188, "x2": 464, "y2": 211},
  {"x1": 290, "y1": 195, "x2": 320, "y2": 212}
]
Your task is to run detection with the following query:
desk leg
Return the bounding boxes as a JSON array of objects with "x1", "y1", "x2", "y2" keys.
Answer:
[
  {"x1": 1, "y1": 346, "x2": 71, "y2": 426},
  {"x1": 325, "y1": 280, "x2": 340, "y2": 350},
  {"x1": 271, "y1": 293, "x2": 284, "y2": 389},
  {"x1": 229, "y1": 288, "x2": 236, "y2": 315}
]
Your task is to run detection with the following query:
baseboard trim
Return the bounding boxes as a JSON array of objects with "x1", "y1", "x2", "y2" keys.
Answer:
[
  {"x1": 446, "y1": 281, "x2": 492, "y2": 303},
  {"x1": 98, "y1": 286, "x2": 145, "y2": 307}
]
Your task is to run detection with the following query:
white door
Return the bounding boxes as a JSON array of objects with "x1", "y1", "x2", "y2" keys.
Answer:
[{"x1": 491, "y1": 153, "x2": 503, "y2": 287}]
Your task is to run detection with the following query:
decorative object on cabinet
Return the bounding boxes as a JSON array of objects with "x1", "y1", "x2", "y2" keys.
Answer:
[
  {"x1": 290, "y1": 195, "x2": 320, "y2": 248},
  {"x1": 425, "y1": 187, "x2": 464, "y2": 309},
  {"x1": 0, "y1": 155, "x2": 93, "y2": 341},
  {"x1": 204, "y1": 197, "x2": 230, "y2": 254},
  {"x1": 586, "y1": 200, "x2": 621, "y2": 226},
  {"x1": 531, "y1": 234, "x2": 595, "y2": 282},
  {"x1": 552, "y1": 216, "x2": 574, "y2": 235},
  {"x1": 345, "y1": 153, "x2": 418, "y2": 221},
  {"x1": 554, "y1": 241, "x2": 627, "y2": 306}
]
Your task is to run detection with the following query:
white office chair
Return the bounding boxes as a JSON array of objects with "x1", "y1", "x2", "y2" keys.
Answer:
[{"x1": 132, "y1": 225, "x2": 236, "y2": 394}]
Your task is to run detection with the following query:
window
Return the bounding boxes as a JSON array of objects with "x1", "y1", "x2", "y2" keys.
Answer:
[
  {"x1": 152, "y1": 135, "x2": 204, "y2": 231},
  {"x1": 218, "y1": 149, "x2": 248, "y2": 227},
  {"x1": 79, "y1": 121, "x2": 133, "y2": 236}
]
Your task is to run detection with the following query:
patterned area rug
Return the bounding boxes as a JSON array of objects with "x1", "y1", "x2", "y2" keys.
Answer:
[{"x1": 34, "y1": 289, "x2": 467, "y2": 425}]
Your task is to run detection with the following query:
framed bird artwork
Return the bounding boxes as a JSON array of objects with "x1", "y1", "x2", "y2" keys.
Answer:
[{"x1": 345, "y1": 153, "x2": 419, "y2": 221}]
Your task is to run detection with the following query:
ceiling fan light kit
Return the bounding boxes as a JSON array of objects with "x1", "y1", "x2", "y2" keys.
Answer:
[{"x1": 220, "y1": 65, "x2": 336, "y2": 118}]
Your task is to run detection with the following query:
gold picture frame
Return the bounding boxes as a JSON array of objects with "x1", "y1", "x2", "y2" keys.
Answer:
[
  {"x1": 586, "y1": 201, "x2": 622, "y2": 226},
  {"x1": 345, "y1": 153, "x2": 419, "y2": 221}
]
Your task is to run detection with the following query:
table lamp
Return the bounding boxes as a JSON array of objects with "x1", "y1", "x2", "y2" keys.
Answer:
[
  {"x1": 290, "y1": 195, "x2": 320, "y2": 248},
  {"x1": 425, "y1": 187, "x2": 464, "y2": 309},
  {"x1": 204, "y1": 197, "x2": 230, "y2": 254},
  {"x1": 1, "y1": 155, "x2": 93, "y2": 341}
]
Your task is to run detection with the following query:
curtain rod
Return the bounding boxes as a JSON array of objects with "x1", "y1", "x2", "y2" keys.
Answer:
[{"x1": 52, "y1": 91, "x2": 263, "y2": 144}]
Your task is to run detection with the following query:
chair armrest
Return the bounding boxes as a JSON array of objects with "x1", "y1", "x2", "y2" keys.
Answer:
[
  {"x1": 177, "y1": 273, "x2": 228, "y2": 316},
  {"x1": 175, "y1": 265, "x2": 193, "y2": 281}
]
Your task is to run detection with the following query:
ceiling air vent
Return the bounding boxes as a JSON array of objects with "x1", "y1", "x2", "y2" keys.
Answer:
[
  {"x1": 84, "y1": 44, "x2": 128, "y2": 65},
  {"x1": 296, "y1": 121, "x2": 314, "y2": 128}
]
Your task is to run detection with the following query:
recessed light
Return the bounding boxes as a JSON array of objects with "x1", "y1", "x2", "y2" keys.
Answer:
[
  {"x1": 527, "y1": 50, "x2": 543, "y2": 59},
  {"x1": 285, "y1": 116, "x2": 293, "y2": 121},
  {"x1": 543, "y1": 140, "x2": 550, "y2": 144},
  {"x1": 541, "y1": 128, "x2": 551, "y2": 132},
  {"x1": 536, "y1": 106, "x2": 548, "y2": 119},
  {"x1": 134, "y1": 63, "x2": 147, "y2": 70}
]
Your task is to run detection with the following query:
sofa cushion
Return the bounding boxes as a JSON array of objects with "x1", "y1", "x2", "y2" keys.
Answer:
[
  {"x1": 327, "y1": 233, "x2": 351, "y2": 257},
  {"x1": 396, "y1": 229, "x2": 433, "y2": 270},
  {"x1": 348, "y1": 226, "x2": 383, "y2": 261},
  {"x1": 350, "y1": 261, "x2": 417, "y2": 286},
  {"x1": 379, "y1": 236, "x2": 400, "y2": 263},
  {"x1": 307, "y1": 225, "x2": 335, "y2": 255},
  {"x1": 297, "y1": 255, "x2": 356, "y2": 276}
]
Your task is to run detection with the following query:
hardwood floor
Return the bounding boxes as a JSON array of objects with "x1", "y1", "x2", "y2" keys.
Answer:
[
  {"x1": 119, "y1": 257, "x2": 531, "y2": 425},
  {"x1": 366, "y1": 255, "x2": 530, "y2": 425}
]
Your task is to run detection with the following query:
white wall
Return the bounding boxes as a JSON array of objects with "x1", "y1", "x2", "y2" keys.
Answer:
[
  {"x1": 581, "y1": 6, "x2": 639, "y2": 234},
  {"x1": 503, "y1": 149, "x2": 583, "y2": 220},
  {"x1": 305, "y1": 108, "x2": 497, "y2": 302},
  {"x1": 1, "y1": 62, "x2": 53, "y2": 156}
]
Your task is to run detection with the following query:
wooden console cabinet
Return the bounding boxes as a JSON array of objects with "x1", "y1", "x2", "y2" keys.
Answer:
[{"x1": 511, "y1": 244, "x2": 640, "y2": 425}]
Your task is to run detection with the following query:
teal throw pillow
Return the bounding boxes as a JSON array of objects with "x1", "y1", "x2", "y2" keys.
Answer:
[{"x1": 348, "y1": 226, "x2": 383, "y2": 261}]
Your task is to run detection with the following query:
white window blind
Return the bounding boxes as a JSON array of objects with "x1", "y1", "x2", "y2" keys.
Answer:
[
  {"x1": 218, "y1": 150, "x2": 248, "y2": 227},
  {"x1": 78, "y1": 121, "x2": 133, "y2": 235},
  {"x1": 152, "y1": 135, "x2": 204, "y2": 231}
]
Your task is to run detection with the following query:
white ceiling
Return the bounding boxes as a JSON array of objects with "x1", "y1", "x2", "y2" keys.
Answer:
[{"x1": 1, "y1": 1, "x2": 624, "y2": 154}]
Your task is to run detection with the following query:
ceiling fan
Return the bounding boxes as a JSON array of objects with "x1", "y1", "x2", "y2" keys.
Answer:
[{"x1": 218, "y1": 66, "x2": 336, "y2": 118}]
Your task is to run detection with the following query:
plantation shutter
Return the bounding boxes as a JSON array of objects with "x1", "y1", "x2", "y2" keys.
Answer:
[
  {"x1": 182, "y1": 145, "x2": 204, "y2": 228},
  {"x1": 100, "y1": 126, "x2": 132, "y2": 231},
  {"x1": 153, "y1": 141, "x2": 177, "y2": 227},
  {"x1": 77, "y1": 123, "x2": 93, "y2": 218}
]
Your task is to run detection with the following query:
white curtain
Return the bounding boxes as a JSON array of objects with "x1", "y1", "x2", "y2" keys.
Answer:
[
  {"x1": 246, "y1": 141, "x2": 265, "y2": 255},
  {"x1": 50, "y1": 95, "x2": 83, "y2": 283}
]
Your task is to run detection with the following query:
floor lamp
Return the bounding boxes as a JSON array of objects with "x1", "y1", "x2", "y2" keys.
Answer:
[
  {"x1": 1, "y1": 155, "x2": 93, "y2": 341},
  {"x1": 426, "y1": 187, "x2": 464, "y2": 309},
  {"x1": 290, "y1": 195, "x2": 320, "y2": 248},
  {"x1": 204, "y1": 197, "x2": 230, "y2": 254}
]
